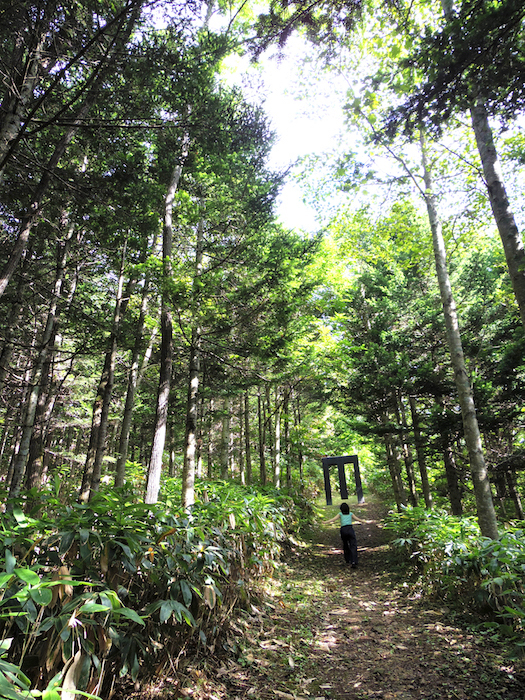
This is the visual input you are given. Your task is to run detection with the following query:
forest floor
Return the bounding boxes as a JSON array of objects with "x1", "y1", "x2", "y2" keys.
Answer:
[{"x1": 132, "y1": 497, "x2": 525, "y2": 700}]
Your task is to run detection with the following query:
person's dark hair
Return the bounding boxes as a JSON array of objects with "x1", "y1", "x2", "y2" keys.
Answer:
[{"x1": 340, "y1": 502, "x2": 350, "y2": 514}]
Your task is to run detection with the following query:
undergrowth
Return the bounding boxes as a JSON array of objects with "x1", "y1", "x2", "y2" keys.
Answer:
[
  {"x1": 0, "y1": 479, "x2": 313, "y2": 699},
  {"x1": 385, "y1": 506, "x2": 525, "y2": 654}
]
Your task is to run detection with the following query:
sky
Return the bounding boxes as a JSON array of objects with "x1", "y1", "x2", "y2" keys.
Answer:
[
  {"x1": 262, "y1": 49, "x2": 347, "y2": 232},
  {"x1": 263, "y1": 60, "x2": 343, "y2": 232},
  {"x1": 221, "y1": 36, "x2": 347, "y2": 233}
]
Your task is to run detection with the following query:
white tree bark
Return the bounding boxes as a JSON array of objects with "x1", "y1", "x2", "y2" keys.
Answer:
[
  {"x1": 440, "y1": 0, "x2": 525, "y2": 330},
  {"x1": 115, "y1": 275, "x2": 157, "y2": 487},
  {"x1": 182, "y1": 213, "x2": 204, "y2": 507},
  {"x1": 273, "y1": 387, "x2": 281, "y2": 488},
  {"x1": 470, "y1": 101, "x2": 525, "y2": 328},
  {"x1": 145, "y1": 130, "x2": 191, "y2": 504},
  {"x1": 420, "y1": 134, "x2": 498, "y2": 539}
]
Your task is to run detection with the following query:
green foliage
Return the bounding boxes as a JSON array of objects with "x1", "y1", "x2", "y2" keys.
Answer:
[
  {"x1": 384, "y1": 0, "x2": 525, "y2": 134},
  {"x1": 0, "y1": 483, "x2": 313, "y2": 695},
  {"x1": 385, "y1": 506, "x2": 525, "y2": 646}
]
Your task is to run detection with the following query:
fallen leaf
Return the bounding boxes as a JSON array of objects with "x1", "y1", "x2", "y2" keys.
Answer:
[{"x1": 61, "y1": 650, "x2": 84, "y2": 700}]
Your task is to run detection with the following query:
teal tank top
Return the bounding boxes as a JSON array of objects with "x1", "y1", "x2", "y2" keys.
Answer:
[{"x1": 340, "y1": 513, "x2": 353, "y2": 526}]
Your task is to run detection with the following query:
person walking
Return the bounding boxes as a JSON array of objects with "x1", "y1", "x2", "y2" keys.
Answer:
[{"x1": 325, "y1": 502, "x2": 361, "y2": 568}]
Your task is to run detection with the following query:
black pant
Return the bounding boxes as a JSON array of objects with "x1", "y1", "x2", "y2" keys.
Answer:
[{"x1": 340, "y1": 525, "x2": 357, "y2": 564}]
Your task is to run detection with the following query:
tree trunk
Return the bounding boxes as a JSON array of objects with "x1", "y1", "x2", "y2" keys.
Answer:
[
  {"x1": 79, "y1": 242, "x2": 127, "y2": 502},
  {"x1": 439, "y1": 0, "x2": 525, "y2": 331},
  {"x1": 9, "y1": 224, "x2": 73, "y2": 497},
  {"x1": 182, "y1": 214, "x2": 203, "y2": 508},
  {"x1": 91, "y1": 253, "x2": 133, "y2": 494},
  {"x1": 238, "y1": 397, "x2": 246, "y2": 485},
  {"x1": 115, "y1": 316, "x2": 157, "y2": 486},
  {"x1": 220, "y1": 396, "x2": 231, "y2": 479},
  {"x1": 145, "y1": 129, "x2": 190, "y2": 504},
  {"x1": 493, "y1": 472, "x2": 508, "y2": 519},
  {"x1": 166, "y1": 423, "x2": 175, "y2": 477},
  {"x1": 395, "y1": 393, "x2": 418, "y2": 506},
  {"x1": 24, "y1": 346, "x2": 58, "y2": 490},
  {"x1": 384, "y1": 432, "x2": 406, "y2": 511},
  {"x1": 258, "y1": 387, "x2": 267, "y2": 485},
  {"x1": 408, "y1": 395, "x2": 432, "y2": 509},
  {"x1": 293, "y1": 392, "x2": 304, "y2": 485},
  {"x1": 0, "y1": 421, "x2": 12, "y2": 471},
  {"x1": 115, "y1": 233, "x2": 157, "y2": 487},
  {"x1": 206, "y1": 398, "x2": 214, "y2": 479},
  {"x1": 469, "y1": 101, "x2": 525, "y2": 329},
  {"x1": 443, "y1": 442, "x2": 463, "y2": 516},
  {"x1": 196, "y1": 393, "x2": 204, "y2": 479},
  {"x1": 145, "y1": 305, "x2": 173, "y2": 504},
  {"x1": 273, "y1": 387, "x2": 281, "y2": 488},
  {"x1": 265, "y1": 384, "x2": 275, "y2": 477},
  {"x1": 284, "y1": 389, "x2": 292, "y2": 489},
  {"x1": 506, "y1": 469, "x2": 524, "y2": 521},
  {"x1": 182, "y1": 328, "x2": 200, "y2": 507},
  {"x1": 244, "y1": 390, "x2": 252, "y2": 485},
  {"x1": 421, "y1": 133, "x2": 498, "y2": 538},
  {"x1": 0, "y1": 1, "x2": 144, "y2": 178},
  {"x1": 0, "y1": 271, "x2": 26, "y2": 395},
  {"x1": 0, "y1": 32, "x2": 47, "y2": 180}
]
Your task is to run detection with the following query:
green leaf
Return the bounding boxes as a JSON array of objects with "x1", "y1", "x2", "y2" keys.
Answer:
[
  {"x1": 119, "y1": 607, "x2": 145, "y2": 626},
  {"x1": 12, "y1": 509, "x2": 27, "y2": 527},
  {"x1": 38, "y1": 618, "x2": 55, "y2": 633},
  {"x1": 59, "y1": 532, "x2": 75, "y2": 555},
  {"x1": 0, "y1": 670, "x2": 30, "y2": 699},
  {"x1": 42, "y1": 690, "x2": 61, "y2": 700},
  {"x1": 390, "y1": 44, "x2": 401, "y2": 58},
  {"x1": 0, "y1": 572, "x2": 13, "y2": 588},
  {"x1": 79, "y1": 602, "x2": 111, "y2": 614},
  {"x1": 115, "y1": 542, "x2": 133, "y2": 560},
  {"x1": 179, "y1": 580, "x2": 193, "y2": 607},
  {"x1": 30, "y1": 587, "x2": 53, "y2": 607},
  {"x1": 159, "y1": 600, "x2": 172, "y2": 624},
  {"x1": 5, "y1": 550, "x2": 16, "y2": 574},
  {"x1": 0, "y1": 638, "x2": 12, "y2": 654},
  {"x1": 99, "y1": 590, "x2": 121, "y2": 611},
  {"x1": 0, "y1": 659, "x2": 29, "y2": 679},
  {"x1": 15, "y1": 569, "x2": 40, "y2": 586},
  {"x1": 171, "y1": 601, "x2": 195, "y2": 627}
]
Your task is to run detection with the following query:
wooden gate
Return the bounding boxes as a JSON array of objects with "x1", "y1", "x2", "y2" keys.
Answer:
[{"x1": 321, "y1": 454, "x2": 364, "y2": 506}]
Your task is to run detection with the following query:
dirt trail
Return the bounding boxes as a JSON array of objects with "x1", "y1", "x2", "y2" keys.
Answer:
[{"x1": 211, "y1": 498, "x2": 525, "y2": 700}]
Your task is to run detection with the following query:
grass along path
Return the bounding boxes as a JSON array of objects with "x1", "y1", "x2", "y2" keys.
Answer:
[
  {"x1": 204, "y1": 496, "x2": 525, "y2": 700},
  {"x1": 126, "y1": 497, "x2": 525, "y2": 700}
]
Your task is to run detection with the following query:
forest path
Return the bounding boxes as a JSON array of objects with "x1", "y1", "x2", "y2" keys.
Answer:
[{"x1": 210, "y1": 497, "x2": 525, "y2": 700}]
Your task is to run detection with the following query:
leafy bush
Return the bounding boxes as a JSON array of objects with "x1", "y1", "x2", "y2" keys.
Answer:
[
  {"x1": 0, "y1": 481, "x2": 311, "y2": 697},
  {"x1": 385, "y1": 506, "x2": 525, "y2": 647}
]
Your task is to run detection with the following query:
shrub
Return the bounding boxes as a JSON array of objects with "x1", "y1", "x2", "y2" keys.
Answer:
[
  {"x1": 385, "y1": 506, "x2": 525, "y2": 647},
  {"x1": 0, "y1": 481, "x2": 313, "y2": 697}
]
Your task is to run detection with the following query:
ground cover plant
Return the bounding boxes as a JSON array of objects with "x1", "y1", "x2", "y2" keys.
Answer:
[
  {"x1": 0, "y1": 480, "x2": 307, "y2": 699},
  {"x1": 114, "y1": 497, "x2": 525, "y2": 700},
  {"x1": 385, "y1": 505, "x2": 525, "y2": 653}
]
